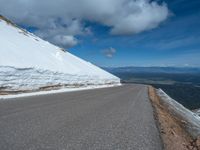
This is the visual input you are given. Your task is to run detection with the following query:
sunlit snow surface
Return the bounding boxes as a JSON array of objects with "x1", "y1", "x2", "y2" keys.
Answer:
[{"x1": 0, "y1": 18, "x2": 120, "y2": 92}]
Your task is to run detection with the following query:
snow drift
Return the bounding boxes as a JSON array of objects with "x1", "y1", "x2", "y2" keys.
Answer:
[
  {"x1": 157, "y1": 89, "x2": 200, "y2": 138},
  {"x1": 0, "y1": 16, "x2": 120, "y2": 92}
]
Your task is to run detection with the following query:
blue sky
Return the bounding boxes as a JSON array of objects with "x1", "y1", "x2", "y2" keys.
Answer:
[
  {"x1": 70, "y1": 0, "x2": 200, "y2": 67},
  {"x1": 0, "y1": 0, "x2": 200, "y2": 67}
]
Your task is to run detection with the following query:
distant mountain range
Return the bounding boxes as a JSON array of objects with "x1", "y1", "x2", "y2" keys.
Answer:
[{"x1": 103, "y1": 67, "x2": 200, "y2": 74}]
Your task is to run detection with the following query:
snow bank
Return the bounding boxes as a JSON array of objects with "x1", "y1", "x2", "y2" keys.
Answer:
[
  {"x1": 0, "y1": 66, "x2": 120, "y2": 92},
  {"x1": 157, "y1": 89, "x2": 200, "y2": 138},
  {"x1": 0, "y1": 16, "x2": 120, "y2": 92}
]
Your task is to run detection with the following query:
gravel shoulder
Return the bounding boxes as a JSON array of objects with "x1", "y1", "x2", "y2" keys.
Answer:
[{"x1": 148, "y1": 86, "x2": 200, "y2": 150}]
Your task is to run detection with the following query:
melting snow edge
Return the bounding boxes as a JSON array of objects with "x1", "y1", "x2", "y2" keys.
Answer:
[{"x1": 0, "y1": 84, "x2": 121, "y2": 100}]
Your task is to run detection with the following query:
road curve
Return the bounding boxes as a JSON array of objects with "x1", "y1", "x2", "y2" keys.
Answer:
[{"x1": 0, "y1": 84, "x2": 162, "y2": 150}]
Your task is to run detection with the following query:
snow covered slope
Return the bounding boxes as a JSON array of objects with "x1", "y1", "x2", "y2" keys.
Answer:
[{"x1": 0, "y1": 16, "x2": 120, "y2": 92}]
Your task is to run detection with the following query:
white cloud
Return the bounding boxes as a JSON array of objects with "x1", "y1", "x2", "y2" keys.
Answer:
[
  {"x1": 0, "y1": 0, "x2": 170, "y2": 47},
  {"x1": 110, "y1": 0, "x2": 169, "y2": 35},
  {"x1": 52, "y1": 35, "x2": 78, "y2": 48},
  {"x1": 102, "y1": 47, "x2": 116, "y2": 58}
]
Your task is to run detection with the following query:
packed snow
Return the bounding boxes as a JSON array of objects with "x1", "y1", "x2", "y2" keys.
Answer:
[
  {"x1": 0, "y1": 16, "x2": 120, "y2": 93},
  {"x1": 157, "y1": 89, "x2": 200, "y2": 138},
  {"x1": 195, "y1": 109, "x2": 200, "y2": 117}
]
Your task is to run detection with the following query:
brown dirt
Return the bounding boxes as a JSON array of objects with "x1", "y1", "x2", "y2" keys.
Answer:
[
  {"x1": 148, "y1": 86, "x2": 200, "y2": 150},
  {"x1": 0, "y1": 15, "x2": 17, "y2": 27}
]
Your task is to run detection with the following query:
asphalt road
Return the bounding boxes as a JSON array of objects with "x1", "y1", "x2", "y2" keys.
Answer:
[{"x1": 0, "y1": 84, "x2": 163, "y2": 150}]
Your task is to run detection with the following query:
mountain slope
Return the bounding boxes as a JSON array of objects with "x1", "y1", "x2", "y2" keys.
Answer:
[{"x1": 0, "y1": 16, "x2": 120, "y2": 92}]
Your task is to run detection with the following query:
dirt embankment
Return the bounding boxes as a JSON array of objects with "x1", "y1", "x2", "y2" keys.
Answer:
[{"x1": 148, "y1": 86, "x2": 200, "y2": 150}]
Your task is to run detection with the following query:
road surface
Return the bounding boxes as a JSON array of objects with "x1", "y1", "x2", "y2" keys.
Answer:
[{"x1": 0, "y1": 84, "x2": 163, "y2": 150}]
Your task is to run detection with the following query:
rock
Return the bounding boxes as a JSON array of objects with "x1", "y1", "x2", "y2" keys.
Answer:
[
  {"x1": 188, "y1": 145, "x2": 193, "y2": 150},
  {"x1": 196, "y1": 137, "x2": 200, "y2": 147}
]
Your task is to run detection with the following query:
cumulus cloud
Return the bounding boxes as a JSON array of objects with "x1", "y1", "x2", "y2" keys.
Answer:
[
  {"x1": 102, "y1": 47, "x2": 116, "y2": 58},
  {"x1": 0, "y1": 0, "x2": 169, "y2": 47},
  {"x1": 110, "y1": 0, "x2": 169, "y2": 35},
  {"x1": 52, "y1": 35, "x2": 78, "y2": 48}
]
